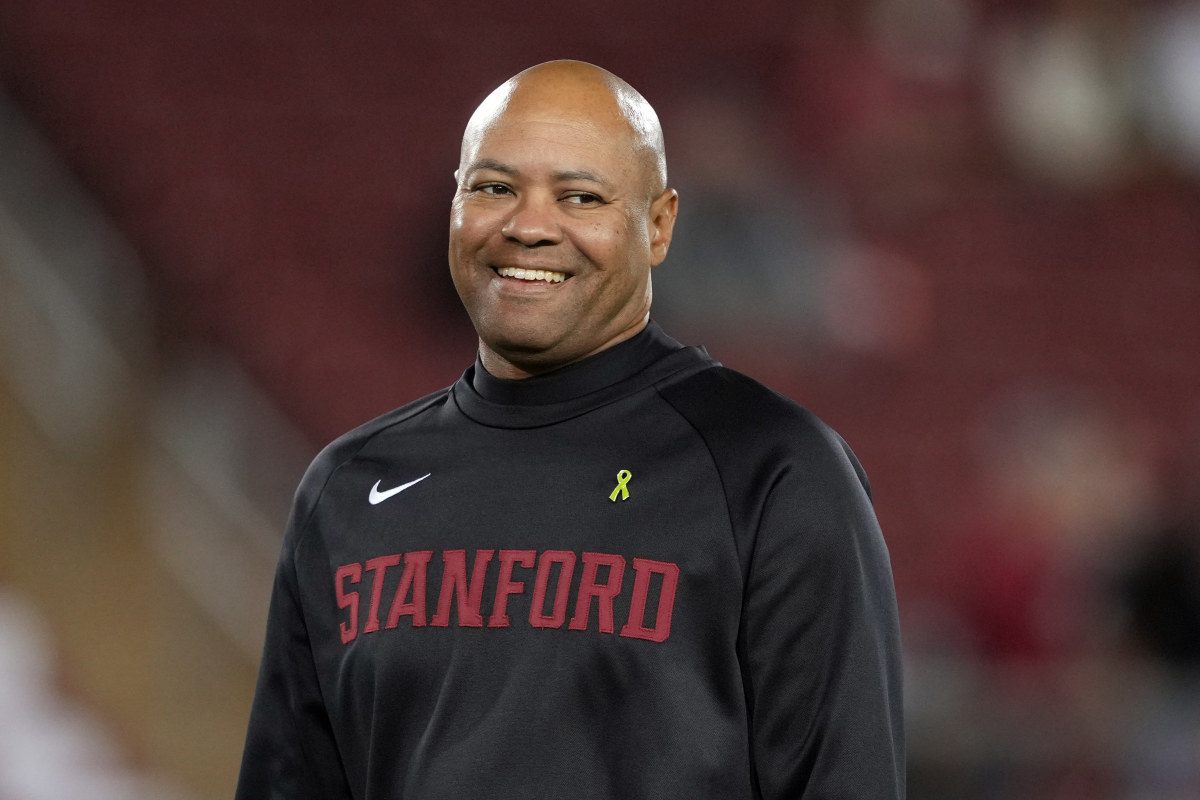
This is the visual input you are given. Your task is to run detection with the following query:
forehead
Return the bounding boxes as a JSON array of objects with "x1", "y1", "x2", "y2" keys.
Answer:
[{"x1": 461, "y1": 93, "x2": 643, "y2": 181}]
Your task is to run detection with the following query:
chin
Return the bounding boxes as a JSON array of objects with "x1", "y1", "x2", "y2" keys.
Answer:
[
  {"x1": 487, "y1": 331, "x2": 595, "y2": 376},
  {"x1": 494, "y1": 338, "x2": 571, "y2": 365},
  {"x1": 481, "y1": 313, "x2": 562, "y2": 349}
]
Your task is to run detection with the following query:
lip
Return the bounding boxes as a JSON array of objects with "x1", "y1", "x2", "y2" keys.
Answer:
[
  {"x1": 489, "y1": 265, "x2": 573, "y2": 285},
  {"x1": 489, "y1": 275, "x2": 566, "y2": 299},
  {"x1": 490, "y1": 263, "x2": 573, "y2": 276}
]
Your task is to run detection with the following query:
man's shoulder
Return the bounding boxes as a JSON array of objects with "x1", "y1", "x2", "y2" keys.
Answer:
[
  {"x1": 332, "y1": 386, "x2": 452, "y2": 450},
  {"x1": 296, "y1": 386, "x2": 453, "y2": 500},
  {"x1": 657, "y1": 363, "x2": 868, "y2": 490},
  {"x1": 658, "y1": 364, "x2": 830, "y2": 440}
]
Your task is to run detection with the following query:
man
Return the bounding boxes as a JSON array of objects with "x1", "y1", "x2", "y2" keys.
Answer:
[{"x1": 237, "y1": 60, "x2": 904, "y2": 799}]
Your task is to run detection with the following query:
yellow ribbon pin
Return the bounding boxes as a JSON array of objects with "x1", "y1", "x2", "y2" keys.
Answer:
[{"x1": 609, "y1": 469, "x2": 632, "y2": 502}]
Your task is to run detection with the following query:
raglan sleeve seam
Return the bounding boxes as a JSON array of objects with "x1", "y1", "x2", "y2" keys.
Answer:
[
  {"x1": 654, "y1": 369, "x2": 904, "y2": 798},
  {"x1": 652, "y1": 383, "x2": 758, "y2": 586},
  {"x1": 289, "y1": 394, "x2": 447, "y2": 551}
]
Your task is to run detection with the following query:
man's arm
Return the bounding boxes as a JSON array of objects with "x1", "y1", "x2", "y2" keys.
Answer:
[
  {"x1": 236, "y1": 534, "x2": 353, "y2": 800},
  {"x1": 658, "y1": 367, "x2": 904, "y2": 798},
  {"x1": 740, "y1": 432, "x2": 904, "y2": 799}
]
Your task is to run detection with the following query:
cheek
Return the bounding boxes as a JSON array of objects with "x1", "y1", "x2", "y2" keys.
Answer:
[
  {"x1": 449, "y1": 212, "x2": 476, "y2": 247},
  {"x1": 450, "y1": 200, "x2": 497, "y2": 247},
  {"x1": 448, "y1": 223, "x2": 487, "y2": 293},
  {"x1": 580, "y1": 217, "x2": 638, "y2": 261},
  {"x1": 449, "y1": 219, "x2": 494, "y2": 276}
]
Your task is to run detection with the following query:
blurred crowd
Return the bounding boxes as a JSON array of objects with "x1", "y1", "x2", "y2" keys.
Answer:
[
  {"x1": 659, "y1": 0, "x2": 1200, "y2": 360},
  {"x1": 0, "y1": 592, "x2": 184, "y2": 800},
  {"x1": 908, "y1": 387, "x2": 1200, "y2": 798}
]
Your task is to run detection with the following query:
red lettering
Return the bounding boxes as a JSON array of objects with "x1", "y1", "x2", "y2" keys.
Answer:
[
  {"x1": 620, "y1": 558, "x2": 680, "y2": 643},
  {"x1": 385, "y1": 550, "x2": 432, "y2": 628},
  {"x1": 530, "y1": 550, "x2": 577, "y2": 629},
  {"x1": 431, "y1": 549, "x2": 494, "y2": 627},
  {"x1": 338, "y1": 548, "x2": 680, "y2": 644},
  {"x1": 335, "y1": 563, "x2": 362, "y2": 644},
  {"x1": 488, "y1": 549, "x2": 535, "y2": 628},
  {"x1": 569, "y1": 552, "x2": 626, "y2": 633},
  {"x1": 363, "y1": 554, "x2": 401, "y2": 633}
]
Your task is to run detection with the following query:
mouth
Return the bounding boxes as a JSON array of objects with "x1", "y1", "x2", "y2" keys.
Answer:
[{"x1": 495, "y1": 266, "x2": 568, "y2": 284}]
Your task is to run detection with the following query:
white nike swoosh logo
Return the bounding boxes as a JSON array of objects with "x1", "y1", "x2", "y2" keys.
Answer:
[{"x1": 369, "y1": 473, "x2": 431, "y2": 505}]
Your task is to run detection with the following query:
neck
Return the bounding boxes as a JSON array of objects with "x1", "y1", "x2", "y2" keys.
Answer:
[{"x1": 477, "y1": 318, "x2": 651, "y2": 380}]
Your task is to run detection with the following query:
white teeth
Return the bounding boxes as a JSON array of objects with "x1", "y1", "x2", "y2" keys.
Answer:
[{"x1": 498, "y1": 266, "x2": 566, "y2": 283}]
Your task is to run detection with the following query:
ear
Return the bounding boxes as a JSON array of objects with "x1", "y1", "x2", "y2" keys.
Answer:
[{"x1": 647, "y1": 188, "x2": 678, "y2": 267}]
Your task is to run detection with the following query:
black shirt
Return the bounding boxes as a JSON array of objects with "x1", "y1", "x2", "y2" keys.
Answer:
[{"x1": 237, "y1": 322, "x2": 905, "y2": 799}]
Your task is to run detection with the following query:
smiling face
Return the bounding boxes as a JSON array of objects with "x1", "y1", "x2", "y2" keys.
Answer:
[{"x1": 449, "y1": 62, "x2": 678, "y2": 379}]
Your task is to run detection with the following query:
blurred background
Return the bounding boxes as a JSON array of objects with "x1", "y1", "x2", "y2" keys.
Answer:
[{"x1": 1, "y1": 0, "x2": 1198, "y2": 797}]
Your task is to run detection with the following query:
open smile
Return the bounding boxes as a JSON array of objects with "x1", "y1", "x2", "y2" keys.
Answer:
[{"x1": 495, "y1": 266, "x2": 568, "y2": 284}]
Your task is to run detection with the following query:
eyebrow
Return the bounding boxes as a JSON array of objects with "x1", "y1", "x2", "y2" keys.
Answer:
[
  {"x1": 553, "y1": 169, "x2": 610, "y2": 187},
  {"x1": 465, "y1": 159, "x2": 613, "y2": 188},
  {"x1": 466, "y1": 158, "x2": 518, "y2": 176}
]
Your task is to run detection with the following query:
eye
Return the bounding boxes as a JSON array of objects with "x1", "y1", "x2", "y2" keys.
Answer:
[
  {"x1": 563, "y1": 192, "x2": 602, "y2": 205},
  {"x1": 475, "y1": 183, "x2": 512, "y2": 196}
]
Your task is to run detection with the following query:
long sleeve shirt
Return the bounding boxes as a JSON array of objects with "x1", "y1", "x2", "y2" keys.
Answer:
[{"x1": 236, "y1": 322, "x2": 905, "y2": 799}]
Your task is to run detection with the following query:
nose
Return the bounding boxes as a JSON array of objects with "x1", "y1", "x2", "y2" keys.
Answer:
[{"x1": 501, "y1": 194, "x2": 561, "y2": 247}]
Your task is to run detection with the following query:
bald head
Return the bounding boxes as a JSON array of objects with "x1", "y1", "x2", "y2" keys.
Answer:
[
  {"x1": 460, "y1": 60, "x2": 668, "y2": 197},
  {"x1": 448, "y1": 60, "x2": 679, "y2": 379}
]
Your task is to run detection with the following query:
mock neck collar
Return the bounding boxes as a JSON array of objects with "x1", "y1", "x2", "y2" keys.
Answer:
[
  {"x1": 451, "y1": 321, "x2": 715, "y2": 428},
  {"x1": 470, "y1": 321, "x2": 683, "y2": 405}
]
